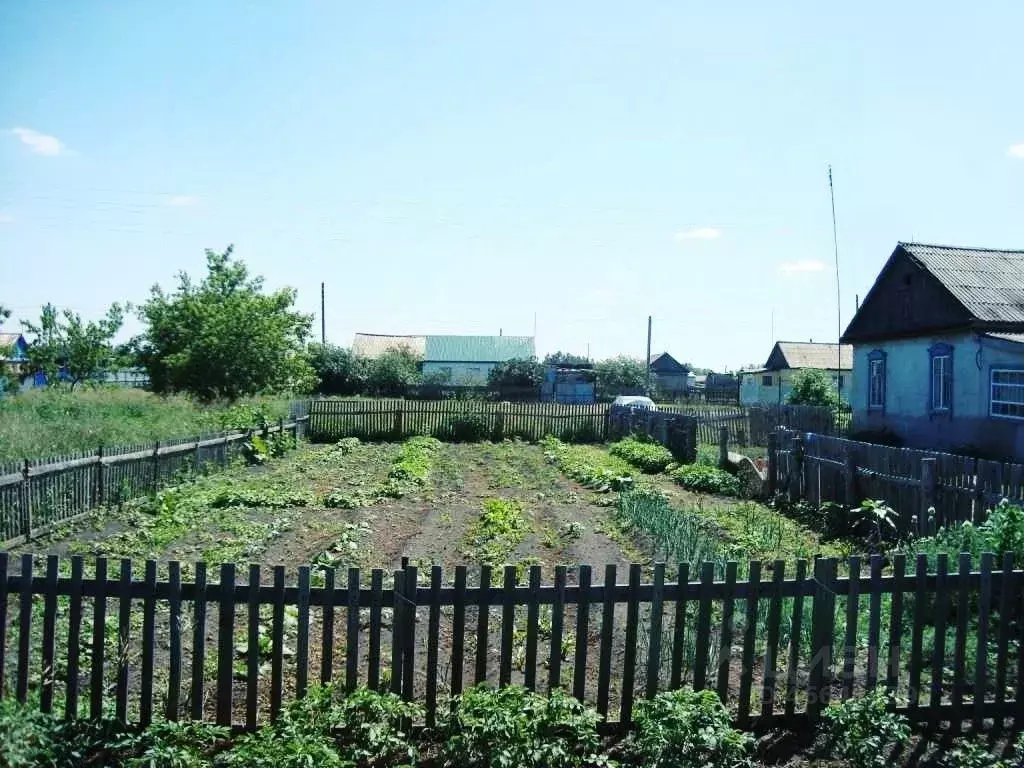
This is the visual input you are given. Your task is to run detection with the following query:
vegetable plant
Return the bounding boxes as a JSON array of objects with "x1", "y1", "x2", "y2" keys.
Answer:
[{"x1": 821, "y1": 689, "x2": 910, "y2": 768}]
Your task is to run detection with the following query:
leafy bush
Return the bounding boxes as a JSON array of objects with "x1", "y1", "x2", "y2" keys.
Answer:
[
  {"x1": 626, "y1": 688, "x2": 754, "y2": 768},
  {"x1": 487, "y1": 357, "x2": 545, "y2": 388},
  {"x1": 609, "y1": 436, "x2": 674, "y2": 473},
  {"x1": 821, "y1": 690, "x2": 910, "y2": 768},
  {"x1": 222, "y1": 685, "x2": 421, "y2": 768},
  {"x1": 786, "y1": 368, "x2": 840, "y2": 409},
  {"x1": 307, "y1": 344, "x2": 369, "y2": 396},
  {"x1": 940, "y1": 739, "x2": 1014, "y2": 768},
  {"x1": 122, "y1": 719, "x2": 229, "y2": 767},
  {"x1": 0, "y1": 699, "x2": 129, "y2": 768},
  {"x1": 439, "y1": 684, "x2": 602, "y2": 768},
  {"x1": 333, "y1": 437, "x2": 361, "y2": 455},
  {"x1": 366, "y1": 346, "x2": 421, "y2": 397},
  {"x1": 434, "y1": 413, "x2": 490, "y2": 442},
  {"x1": 672, "y1": 464, "x2": 741, "y2": 497}
]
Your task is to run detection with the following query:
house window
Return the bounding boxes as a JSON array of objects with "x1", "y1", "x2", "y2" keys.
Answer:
[
  {"x1": 868, "y1": 350, "x2": 886, "y2": 410},
  {"x1": 929, "y1": 344, "x2": 953, "y2": 412},
  {"x1": 991, "y1": 369, "x2": 1024, "y2": 419},
  {"x1": 762, "y1": 374, "x2": 773, "y2": 386}
]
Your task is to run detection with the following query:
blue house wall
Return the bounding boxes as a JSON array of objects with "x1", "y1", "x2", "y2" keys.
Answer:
[{"x1": 852, "y1": 332, "x2": 1024, "y2": 458}]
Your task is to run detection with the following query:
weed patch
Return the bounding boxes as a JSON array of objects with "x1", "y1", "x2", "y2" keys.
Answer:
[{"x1": 609, "y1": 436, "x2": 675, "y2": 473}]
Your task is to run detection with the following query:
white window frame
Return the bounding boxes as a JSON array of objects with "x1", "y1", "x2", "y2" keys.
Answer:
[
  {"x1": 990, "y1": 369, "x2": 1024, "y2": 420},
  {"x1": 931, "y1": 354, "x2": 952, "y2": 411},
  {"x1": 868, "y1": 359, "x2": 884, "y2": 409}
]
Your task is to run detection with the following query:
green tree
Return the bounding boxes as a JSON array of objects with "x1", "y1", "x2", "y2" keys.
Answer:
[
  {"x1": 137, "y1": 246, "x2": 314, "y2": 401},
  {"x1": 595, "y1": 355, "x2": 646, "y2": 396},
  {"x1": 22, "y1": 302, "x2": 127, "y2": 388},
  {"x1": 488, "y1": 357, "x2": 545, "y2": 388},
  {"x1": 366, "y1": 346, "x2": 421, "y2": 396},
  {"x1": 307, "y1": 344, "x2": 369, "y2": 395},
  {"x1": 0, "y1": 304, "x2": 10, "y2": 325},
  {"x1": 543, "y1": 351, "x2": 590, "y2": 366},
  {"x1": 786, "y1": 368, "x2": 840, "y2": 408}
]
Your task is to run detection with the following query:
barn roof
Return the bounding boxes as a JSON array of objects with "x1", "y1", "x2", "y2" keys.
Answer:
[
  {"x1": 352, "y1": 333, "x2": 426, "y2": 359},
  {"x1": 899, "y1": 242, "x2": 1024, "y2": 324},
  {"x1": 767, "y1": 341, "x2": 852, "y2": 371}
]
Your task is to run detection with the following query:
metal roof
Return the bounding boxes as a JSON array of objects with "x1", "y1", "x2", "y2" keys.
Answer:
[
  {"x1": 770, "y1": 341, "x2": 853, "y2": 370},
  {"x1": 424, "y1": 335, "x2": 534, "y2": 363},
  {"x1": 352, "y1": 333, "x2": 426, "y2": 359},
  {"x1": 983, "y1": 332, "x2": 1024, "y2": 345},
  {"x1": 901, "y1": 242, "x2": 1024, "y2": 324}
]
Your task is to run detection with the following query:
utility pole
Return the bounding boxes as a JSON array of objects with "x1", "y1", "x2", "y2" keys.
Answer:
[
  {"x1": 320, "y1": 282, "x2": 326, "y2": 345},
  {"x1": 645, "y1": 315, "x2": 652, "y2": 392}
]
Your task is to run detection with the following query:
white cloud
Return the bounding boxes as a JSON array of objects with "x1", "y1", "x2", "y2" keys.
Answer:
[
  {"x1": 0, "y1": 212, "x2": 14, "y2": 225},
  {"x1": 674, "y1": 227, "x2": 722, "y2": 241},
  {"x1": 11, "y1": 127, "x2": 64, "y2": 156},
  {"x1": 778, "y1": 259, "x2": 826, "y2": 275},
  {"x1": 167, "y1": 195, "x2": 200, "y2": 207},
  {"x1": 1009, "y1": 143, "x2": 1024, "y2": 159}
]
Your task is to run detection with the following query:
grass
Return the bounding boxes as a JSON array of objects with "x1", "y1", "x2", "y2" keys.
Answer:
[{"x1": 0, "y1": 387, "x2": 293, "y2": 461}]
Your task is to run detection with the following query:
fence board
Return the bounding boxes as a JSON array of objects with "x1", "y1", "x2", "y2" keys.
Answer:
[{"x1": 0, "y1": 553, "x2": 1021, "y2": 731}]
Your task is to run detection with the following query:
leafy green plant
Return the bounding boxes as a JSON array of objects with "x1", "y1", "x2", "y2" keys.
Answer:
[
  {"x1": 609, "y1": 436, "x2": 674, "y2": 473},
  {"x1": 209, "y1": 485, "x2": 311, "y2": 508},
  {"x1": 617, "y1": 488, "x2": 722, "y2": 564},
  {"x1": 0, "y1": 698, "x2": 129, "y2": 768},
  {"x1": 671, "y1": 464, "x2": 741, "y2": 496},
  {"x1": 821, "y1": 690, "x2": 910, "y2": 768},
  {"x1": 465, "y1": 497, "x2": 528, "y2": 565},
  {"x1": 122, "y1": 719, "x2": 229, "y2": 768},
  {"x1": 331, "y1": 687, "x2": 422, "y2": 766},
  {"x1": 626, "y1": 688, "x2": 754, "y2": 768},
  {"x1": 560, "y1": 520, "x2": 585, "y2": 540},
  {"x1": 786, "y1": 367, "x2": 840, "y2": 409},
  {"x1": 439, "y1": 684, "x2": 603, "y2": 768},
  {"x1": 939, "y1": 738, "x2": 1013, "y2": 768},
  {"x1": 387, "y1": 436, "x2": 441, "y2": 487},
  {"x1": 905, "y1": 500, "x2": 1024, "y2": 568},
  {"x1": 851, "y1": 499, "x2": 899, "y2": 550},
  {"x1": 542, "y1": 437, "x2": 634, "y2": 492}
]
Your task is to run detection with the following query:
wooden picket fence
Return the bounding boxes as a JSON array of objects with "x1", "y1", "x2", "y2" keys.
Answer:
[
  {"x1": 307, "y1": 399, "x2": 608, "y2": 443},
  {"x1": 2, "y1": 552, "x2": 1021, "y2": 731},
  {"x1": 770, "y1": 431, "x2": 1024, "y2": 534},
  {"x1": 0, "y1": 418, "x2": 309, "y2": 546}
]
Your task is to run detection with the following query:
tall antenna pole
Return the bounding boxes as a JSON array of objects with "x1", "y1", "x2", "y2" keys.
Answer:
[
  {"x1": 645, "y1": 315, "x2": 652, "y2": 392},
  {"x1": 320, "y1": 281, "x2": 326, "y2": 345},
  {"x1": 829, "y1": 165, "x2": 842, "y2": 400}
]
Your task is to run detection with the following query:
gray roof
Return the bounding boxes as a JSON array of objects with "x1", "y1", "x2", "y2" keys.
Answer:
[
  {"x1": 770, "y1": 341, "x2": 852, "y2": 370},
  {"x1": 984, "y1": 332, "x2": 1024, "y2": 345},
  {"x1": 901, "y1": 242, "x2": 1024, "y2": 324}
]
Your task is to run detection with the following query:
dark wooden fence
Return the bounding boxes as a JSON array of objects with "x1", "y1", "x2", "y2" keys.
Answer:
[
  {"x1": 648, "y1": 404, "x2": 845, "y2": 452},
  {"x1": 770, "y1": 431, "x2": 1024, "y2": 535},
  {"x1": 3, "y1": 553, "x2": 1020, "y2": 731},
  {"x1": 0, "y1": 418, "x2": 309, "y2": 546},
  {"x1": 308, "y1": 399, "x2": 608, "y2": 443},
  {"x1": 606, "y1": 406, "x2": 699, "y2": 463}
]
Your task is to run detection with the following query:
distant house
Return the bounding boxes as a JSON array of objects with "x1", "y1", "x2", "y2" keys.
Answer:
[
  {"x1": 704, "y1": 372, "x2": 741, "y2": 403},
  {"x1": 648, "y1": 352, "x2": 690, "y2": 395},
  {"x1": 842, "y1": 242, "x2": 1024, "y2": 458},
  {"x1": 0, "y1": 333, "x2": 29, "y2": 376},
  {"x1": 422, "y1": 335, "x2": 534, "y2": 385},
  {"x1": 351, "y1": 332, "x2": 535, "y2": 385},
  {"x1": 739, "y1": 341, "x2": 852, "y2": 406}
]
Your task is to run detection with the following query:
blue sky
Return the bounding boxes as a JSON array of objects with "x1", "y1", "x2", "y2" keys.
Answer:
[{"x1": 1, "y1": 1, "x2": 1022, "y2": 370}]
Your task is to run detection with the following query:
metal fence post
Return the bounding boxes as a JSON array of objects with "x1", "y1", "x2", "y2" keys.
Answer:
[{"x1": 718, "y1": 426, "x2": 729, "y2": 468}]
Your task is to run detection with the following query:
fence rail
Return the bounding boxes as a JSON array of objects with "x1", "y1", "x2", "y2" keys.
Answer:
[
  {"x1": 771, "y1": 430, "x2": 1024, "y2": 534},
  {"x1": 2, "y1": 552, "x2": 1020, "y2": 732},
  {"x1": 0, "y1": 417, "x2": 309, "y2": 546}
]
